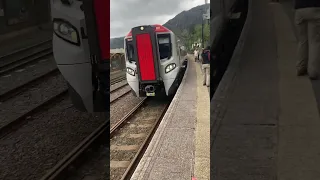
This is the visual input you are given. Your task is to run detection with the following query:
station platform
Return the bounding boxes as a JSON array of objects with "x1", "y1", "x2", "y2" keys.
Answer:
[
  {"x1": 211, "y1": 0, "x2": 320, "y2": 179},
  {"x1": 131, "y1": 56, "x2": 210, "y2": 179}
]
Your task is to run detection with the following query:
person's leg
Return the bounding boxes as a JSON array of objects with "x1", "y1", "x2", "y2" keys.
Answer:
[
  {"x1": 205, "y1": 65, "x2": 210, "y2": 87},
  {"x1": 202, "y1": 64, "x2": 206, "y2": 85},
  {"x1": 307, "y1": 8, "x2": 320, "y2": 79},
  {"x1": 295, "y1": 9, "x2": 308, "y2": 75}
]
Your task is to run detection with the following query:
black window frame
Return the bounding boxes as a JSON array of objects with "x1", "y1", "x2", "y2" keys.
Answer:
[
  {"x1": 157, "y1": 33, "x2": 172, "y2": 60},
  {"x1": 125, "y1": 39, "x2": 135, "y2": 63}
]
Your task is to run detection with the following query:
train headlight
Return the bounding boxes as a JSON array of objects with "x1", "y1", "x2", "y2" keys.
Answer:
[
  {"x1": 127, "y1": 67, "x2": 135, "y2": 76},
  {"x1": 53, "y1": 19, "x2": 80, "y2": 45},
  {"x1": 165, "y1": 63, "x2": 176, "y2": 73}
]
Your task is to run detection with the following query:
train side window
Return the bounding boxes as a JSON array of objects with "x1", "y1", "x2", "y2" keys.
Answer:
[
  {"x1": 157, "y1": 34, "x2": 172, "y2": 60},
  {"x1": 126, "y1": 40, "x2": 135, "y2": 63}
]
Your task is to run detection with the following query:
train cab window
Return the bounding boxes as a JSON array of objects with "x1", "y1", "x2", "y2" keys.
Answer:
[
  {"x1": 157, "y1": 34, "x2": 172, "y2": 60},
  {"x1": 126, "y1": 40, "x2": 135, "y2": 63}
]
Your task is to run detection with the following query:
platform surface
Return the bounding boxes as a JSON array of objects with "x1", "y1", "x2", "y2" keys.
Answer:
[
  {"x1": 211, "y1": 0, "x2": 320, "y2": 180},
  {"x1": 131, "y1": 56, "x2": 210, "y2": 180}
]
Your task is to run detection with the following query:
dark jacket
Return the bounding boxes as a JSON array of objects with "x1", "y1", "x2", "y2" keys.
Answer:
[
  {"x1": 201, "y1": 50, "x2": 210, "y2": 64},
  {"x1": 295, "y1": 0, "x2": 320, "y2": 9}
]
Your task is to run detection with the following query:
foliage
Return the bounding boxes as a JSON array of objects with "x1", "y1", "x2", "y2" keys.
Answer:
[{"x1": 183, "y1": 23, "x2": 210, "y2": 51}]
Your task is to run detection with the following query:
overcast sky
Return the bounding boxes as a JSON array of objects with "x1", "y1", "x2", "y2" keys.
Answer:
[{"x1": 110, "y1": 0, "x2": 206, "y2": 38}]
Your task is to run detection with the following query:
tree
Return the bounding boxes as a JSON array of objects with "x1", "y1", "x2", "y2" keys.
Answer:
[
  {"x1": 182, "y1": 23, "x2": 210, "y2": 51},
  {"x1": 191, "y1": 23, "x2": 210, "y2": 47}
]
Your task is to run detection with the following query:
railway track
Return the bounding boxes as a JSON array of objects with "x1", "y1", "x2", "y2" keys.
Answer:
[
  {"x1": 0, "y1": 39, "x2": 51, "y2": 60},
  {"x1": 0, "y1": 39, "x2": 53, "y2": 76},
  {"x1": 0, "y1": 67, "x2": 68, "y2": 138},
  {"x1": 39, "y1": 97, "x2": 170, "y2": 180},
  {"x1": 111, "y1": 82, "x2": 128, "y2": 93},
  {"x1": 0, "y1": 68, "x2": 59, "y2": 102},
  {"x1": 110, "y1": 98, "x2": 170, "y2": 180},
  {"x1": 110, "y1": 82, "x2": 131, "y2": 104},
  {"x1": 0, "y1": 69, "x2": 126, "y2": 138},
  {"x1": 0, "y1": 89, "x2": 68, "y2": 138},
  {"x1": 39, "y1": 118, "x2": 108, "y2": 180},
  {"x1": 111, "y1": 74, "x2": 126, "y2": 85},
  {"x1": 0, "y1": 67, "x2": 126, "y2": 101},
  {"x1": 0, "y1": 39, "x2": 125, "y2": 100}
]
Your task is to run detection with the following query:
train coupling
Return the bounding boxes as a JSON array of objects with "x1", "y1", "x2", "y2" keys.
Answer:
[{"x1": 145, "y1": 85, "x2": 156, "y2": 96}]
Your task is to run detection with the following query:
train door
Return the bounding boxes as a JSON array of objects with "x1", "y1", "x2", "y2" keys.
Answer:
[
  {"x1": 83, "y1": 0, "x2": 109, "y2": 112},
  {"x1": 131, "y1": 25, "x2": 161, "y2": 84}
]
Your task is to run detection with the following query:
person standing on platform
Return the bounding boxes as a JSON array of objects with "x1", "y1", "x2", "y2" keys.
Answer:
[
  {"x1": 194, "y1": 49, "x2": 199, "y2": 62},
  {"x1": 295, "y1": 0, "x2": 320, "y2": 80},
  {"x1": 201, "y1": 46, "x2": 210, "y2": 87}
]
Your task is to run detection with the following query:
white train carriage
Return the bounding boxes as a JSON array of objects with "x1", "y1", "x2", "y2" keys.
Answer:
[
  {"x1": 125, "y1": 24, "x2": 186, "y2": 97},
  {"x1": 51, "y1": 0, "x2": 109, "y2": 112}
]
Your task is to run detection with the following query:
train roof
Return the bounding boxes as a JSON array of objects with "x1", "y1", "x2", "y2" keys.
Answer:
[{"x1": 125, "y1": 24, "x2": 171, "y2": 39}]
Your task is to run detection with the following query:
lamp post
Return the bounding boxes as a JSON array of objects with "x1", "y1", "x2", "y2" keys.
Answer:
[
  {"x1": 201, "y1": 14, "x2": 204, "y2": 48},
  {"x1": 202, "y1": 0, "x2": 209, "y2": 49}
]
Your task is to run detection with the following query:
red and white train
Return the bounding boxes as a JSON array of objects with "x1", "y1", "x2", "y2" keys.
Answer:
[{"x1": 124, "y1": 24, "x2": 187, "y2": 97}]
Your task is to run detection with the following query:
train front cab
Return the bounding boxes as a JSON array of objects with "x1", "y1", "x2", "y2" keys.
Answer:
[
  {"x1": 125, "y1": 25, "x2": 182, "y2": 97},
  {"x1": 51, "y1": 0, "x2": 109, "y2": 112}
]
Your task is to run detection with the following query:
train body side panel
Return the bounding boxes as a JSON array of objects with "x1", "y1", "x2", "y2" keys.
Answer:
[
  {"x1": 57, "y1": 64, "x2": 93, "y2": 112},
  {"x1": 158, "y1": 33, "x2": 181, "y2": 95},
  {"x1": 51, "y1": 0, "x2": 93, "y2": 112}
]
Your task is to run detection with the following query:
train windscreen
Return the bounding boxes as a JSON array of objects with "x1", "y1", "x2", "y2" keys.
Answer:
[
  {"x1": 125, "y1": 40, "x2": 135, "y2": 62},
  {"x1": 157, "y1": 34, "x2": 172, "y2": 60}
]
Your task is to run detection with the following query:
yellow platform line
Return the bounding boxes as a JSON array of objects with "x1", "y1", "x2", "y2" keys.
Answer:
[{"x1": 194, "y1": 60, "x2": 210, "y2": 180}]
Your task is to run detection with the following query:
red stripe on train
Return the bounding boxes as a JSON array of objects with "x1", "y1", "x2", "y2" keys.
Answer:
[
  {"x1": 94, "y1": 0, "x2": 110, "y2": 59},
  {"x1": 136, "y1": 33, "x2": 156, "y2": 81}
]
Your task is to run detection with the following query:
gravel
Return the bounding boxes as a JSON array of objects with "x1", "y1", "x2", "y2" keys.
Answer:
[
  {"x1": 0, "y1": 56, "x2": 56, "y2": 95},
  {"x1": 110, "y1": 93, "x2": 145, "y2": 128},
  {"x1": 110, "y1": 85, "x2": 131, "y2": 103},
  {"x1": 0, "y1": 97, "x2": 106, "y2": 180},
  {"x1": 66, "y1": 143, "x2": 110, "y2": 180},
  {"x1": 110, "y1": 81, "x2": 127, "y2": 92},
  {"x1": 0, "y1": 73, "x2": 67, "y2": 128}
]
